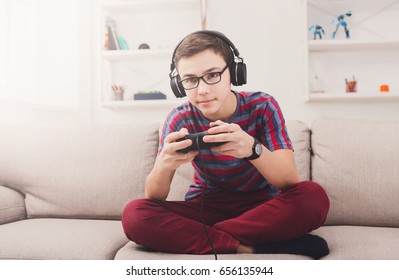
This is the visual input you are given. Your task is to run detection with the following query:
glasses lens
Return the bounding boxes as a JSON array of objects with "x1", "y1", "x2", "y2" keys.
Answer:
[
  {"x1": 203, "y1": 72, "x2": 221, "y2": 85},
  {"x1": 181, "y1": 78, "x2": 198, "y2": 90},
  {"x1": 179, "y1": 65, "x2": 227, "y2": 90}
]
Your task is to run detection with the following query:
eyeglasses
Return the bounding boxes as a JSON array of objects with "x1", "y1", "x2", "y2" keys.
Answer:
[{"x1": 179, "y1": 64, "x2": 229, "y2": 90}]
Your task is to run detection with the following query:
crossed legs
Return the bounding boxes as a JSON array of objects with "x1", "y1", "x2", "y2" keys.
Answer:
[{"x1": 122, "y1": 181, "x2": 330, "y2": 256}]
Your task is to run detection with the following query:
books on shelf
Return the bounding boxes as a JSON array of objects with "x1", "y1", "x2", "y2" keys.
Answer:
[{"x1": 104, "y1": 16, "x2": 129, "y2": 50}]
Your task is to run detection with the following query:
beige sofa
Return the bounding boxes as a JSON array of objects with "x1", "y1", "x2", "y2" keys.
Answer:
[{"x1": 1, "y1": 117, "x2": 398, "y2": 260}]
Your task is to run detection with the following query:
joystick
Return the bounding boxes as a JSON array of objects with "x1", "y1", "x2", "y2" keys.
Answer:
[{"x1": 176, "y1": 131, "x2": 226, "y2": 153}]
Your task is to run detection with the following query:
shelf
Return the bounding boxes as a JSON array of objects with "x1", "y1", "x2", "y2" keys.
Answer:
[
  {"x1": 102, "y1": 99, "x2": 187, "y2": 109},
  {"x1": 102, "y1": 49, "x2": 173, "y2": 61},
  {"x1": 99, "y1": 0, "x2": 202, "y2": 109},
  {"x1": 308, "y1": 40, "x2": 399, "y2": 51},
  {"x1": 308, "y1": 92, "x2": 399, "y2": 101},
  {"x1": 103, "y1": 0, "x2": 199, "y2": 15},
  {"x1": 305, "y1": 0, "x2": 399, "y2": 102}
]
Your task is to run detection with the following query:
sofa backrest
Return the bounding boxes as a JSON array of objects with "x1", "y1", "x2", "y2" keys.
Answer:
[
  {"x1": 311, "y1": 117, "x2": 399, "y2": 227},
  {"x1": 0, "y1": 124, "x2": 159, "y2": 219},
  {"x1": 168, "y1": 120, "x2": 311, "y2": 200}
]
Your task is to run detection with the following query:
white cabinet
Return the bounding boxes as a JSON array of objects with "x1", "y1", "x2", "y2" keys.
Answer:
[
  {"x1": 305, "y1": 0, "x2": 399, "y2": 101},
  {"x1": 100, "y1": 0, "x2": 203, "y2": 108}
]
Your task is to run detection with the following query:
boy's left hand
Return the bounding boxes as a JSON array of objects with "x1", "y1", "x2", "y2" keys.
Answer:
[{"x1": 204, "y1": 120, "x2": 254, "y2": 158}]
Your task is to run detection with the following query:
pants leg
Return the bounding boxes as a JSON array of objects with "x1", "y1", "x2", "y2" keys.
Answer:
[
  {"x1": 122, "y1": 181, "x2": 329, "y2": 254},
  {"x1": 122, "y1": 196, "x2": 240, "y2": 254},
  {"x1": 214, "y1": 181, "x2": 330, "y2": 246}
]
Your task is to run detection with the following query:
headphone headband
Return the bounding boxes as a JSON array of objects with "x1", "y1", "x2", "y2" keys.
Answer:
[
  {"x1": 170, "y1": 30, "x2": 241, "y2": 72},
  {"x1": 169, "y1": 30, "x2": 247, "y2": 97}
]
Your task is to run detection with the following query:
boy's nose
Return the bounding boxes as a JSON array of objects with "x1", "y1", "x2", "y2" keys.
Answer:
[{"x1": 197, "y1": 79, "x2": 210, "y2": 95}]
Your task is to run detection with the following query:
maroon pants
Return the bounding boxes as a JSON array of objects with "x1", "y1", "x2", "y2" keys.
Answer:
[{"x1": 122, "y1": 181, "x2": 329, "y2": 254}]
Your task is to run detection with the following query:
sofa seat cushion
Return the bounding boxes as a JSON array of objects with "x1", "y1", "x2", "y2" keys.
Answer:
[
  {"x1": 0, "y1": 218, "x2": 128, "y2": 260},
  {"x1": 115, "y1": 242, "x2": 310, "y2": 260},
  {"x1": 313, "y1": 225, "x2": 399, "y2": 259}
]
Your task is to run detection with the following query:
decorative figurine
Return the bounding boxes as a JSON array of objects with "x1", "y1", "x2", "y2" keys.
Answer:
[
  {"x1": 309, "y1": 25, "x2": 325, "y2": 40},
  {"x1": 332, "y1": 11, "x2": 352, "y2": 39},
  {"x1": 310, "y1": 75, "x2": 325, "y2": 93},
  {"x1": 138, "y1": 43, "x2": 150, "y2": 50}
]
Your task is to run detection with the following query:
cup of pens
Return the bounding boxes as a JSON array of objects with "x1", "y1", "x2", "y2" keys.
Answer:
[
  {"x1": 345, "y1": 76, "x2": 357, "y2": 93},
  {"x1": 112, "y1": 84, "x2": 125, "y2": 100}
]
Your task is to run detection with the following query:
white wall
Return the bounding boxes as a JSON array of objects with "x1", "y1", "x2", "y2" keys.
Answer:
[
  {"x1": 0, "y1": 0, "x2": 92, "y2": 125},
  {"x1": 1, "y1": 0, "x2": 398, "y2": 126},
  {"x1": 95, "y1": 0, "x2": 399, "y2": 126},
  {"x1": 206, "y1": 0, "x2": 399, "y2": 124}
]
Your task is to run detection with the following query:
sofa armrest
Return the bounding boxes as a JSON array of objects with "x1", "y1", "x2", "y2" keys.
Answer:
[{"x1": 0, "y1": 185, "x2": 26, "y2": 225}]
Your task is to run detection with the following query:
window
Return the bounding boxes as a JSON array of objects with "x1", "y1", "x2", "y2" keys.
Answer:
[{"x1": 0, "y1": 0, "x2": 83, "y2": 109}]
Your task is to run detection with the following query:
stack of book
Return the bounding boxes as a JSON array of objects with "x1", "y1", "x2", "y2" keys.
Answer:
[{"x1": 104, "y1": 16, "x2": 129, "y2": 50}]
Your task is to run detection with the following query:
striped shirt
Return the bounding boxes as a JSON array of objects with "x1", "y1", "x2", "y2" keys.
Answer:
[{"x1": 159, "y1": 91, "x2": 293, "y2": 200}]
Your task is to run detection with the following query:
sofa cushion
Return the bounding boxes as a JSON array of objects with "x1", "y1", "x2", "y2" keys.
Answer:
[
  {"x1": 313, "y1": 225, "x2": 399, "y2": 259},
  {"x1": 0, "y1": 218, "x2": 128, "y2": 259},
  {"x1": 286, "y1": 120, "x2": 310, "y2": 181},
  {"x1": 0, "y1": 124, "x2": 159, "y2": 219},
  {"x1": 0, "y1": 185, "x2": 26, "y2": 225},
  {"x1": 168, "y1": 120, "x2": 311, "y2": 201},
  {"x1": 115, "y1": 241, "x2": 309, "y2": 260},
  {"x1": 311, "y1": 118, "x2": 399, "y2": 226}
]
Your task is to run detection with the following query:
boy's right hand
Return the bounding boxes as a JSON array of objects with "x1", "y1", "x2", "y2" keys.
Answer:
[{"x1": 156, "y1": 128, "x2": 199, "y2": 171}]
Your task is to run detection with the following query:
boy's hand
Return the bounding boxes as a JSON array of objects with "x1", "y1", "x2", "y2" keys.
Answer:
[
  {"x1": 157, "y1": 128, "x2": 198, "y2": 171},
  {"x1": 204, "y1": 120, "x2": 254, "y2": 158}
]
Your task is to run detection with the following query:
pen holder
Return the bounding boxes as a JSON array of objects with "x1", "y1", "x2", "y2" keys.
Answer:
[
  {"x1": 114, "y1": 90, "x2": 124, "y2": 100},
  {"x1": 345, "y1": 80, "x2": 357, "y2": 93},
  {"x1": 111, "y1": 84, "x2": 125, "y2": 100}
]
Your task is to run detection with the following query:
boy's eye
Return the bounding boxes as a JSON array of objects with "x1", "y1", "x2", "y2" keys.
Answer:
[
  {"x1": 205, "y1": 72, "x2": 220, "y2": 80},
  {"x1": 184, "y1": 78, "x2": 198, "y2": 84}
]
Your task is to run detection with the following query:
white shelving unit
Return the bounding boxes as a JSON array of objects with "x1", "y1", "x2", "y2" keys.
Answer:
[
  {"x1": 308, "y1": 92, "x2": 399, "y2": 102},
  {"x1": 305, "y1": 0, "x2": 399, "y2": 102},
  {"x1": 102, "y1": 99, "x2": 185, "y2": 109},
  {"x1": 308, "y1": 39, "x2": 399, "y2": 52},
  {"x1": 102, "y1": 49, "x2": 172, "y2": 61},
  {"x1": 100, "y1": 0, "x2": 202, "y2": 109}
]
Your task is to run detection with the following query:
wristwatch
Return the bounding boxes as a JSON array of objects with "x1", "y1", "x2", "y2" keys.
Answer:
[{"x1": 245, "y1": 137, "x2": 263, "y2": 160}]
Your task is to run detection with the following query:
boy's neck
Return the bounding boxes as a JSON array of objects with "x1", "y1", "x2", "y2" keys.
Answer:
[{"x1": 202, "y1": 90, "x2": 237, "y2": 122}]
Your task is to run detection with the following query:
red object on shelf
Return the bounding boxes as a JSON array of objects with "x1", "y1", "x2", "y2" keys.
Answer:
[
  {"x1": 345, "y1": 80, "x2": 357, "y2": 93},
  {"x1": 380, "y1": 84, "x2": 389, "y2": 92}
]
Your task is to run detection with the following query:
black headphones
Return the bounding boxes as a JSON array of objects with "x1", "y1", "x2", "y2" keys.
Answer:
[{"x1": 169, "y1": 30, "x2": 247, "y2": 98}]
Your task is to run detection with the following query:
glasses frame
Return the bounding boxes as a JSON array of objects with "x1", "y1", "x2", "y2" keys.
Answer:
[{"x1": 178, "y1": 64, "x2": 229, "y2": 90}]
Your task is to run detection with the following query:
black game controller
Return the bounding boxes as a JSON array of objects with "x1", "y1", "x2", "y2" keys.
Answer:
[{"x1": 176, "y1": 131, "x2": 226, "y2": 153}]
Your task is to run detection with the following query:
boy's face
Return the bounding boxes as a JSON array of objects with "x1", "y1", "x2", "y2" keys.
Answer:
[{"x1": 176, "y1": 49, "x2": 237, "y2": 122}]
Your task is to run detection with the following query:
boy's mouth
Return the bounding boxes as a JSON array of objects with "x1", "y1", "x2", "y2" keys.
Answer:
[{"x1": 198, "y1": 98, "x2": 216, "y2": 104}]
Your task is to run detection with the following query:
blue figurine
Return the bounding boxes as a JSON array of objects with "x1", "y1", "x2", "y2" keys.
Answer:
[
  {"x1": 308, "y1": 25, "x2": 325, "y2": 40},
  {"x1": 332, "y1": 11, "x2": 352, "y2": 39}
]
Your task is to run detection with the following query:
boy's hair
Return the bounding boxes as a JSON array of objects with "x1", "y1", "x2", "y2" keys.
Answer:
[{"x1": 173, "y1": 32, "x2": 234, "y2": 69}]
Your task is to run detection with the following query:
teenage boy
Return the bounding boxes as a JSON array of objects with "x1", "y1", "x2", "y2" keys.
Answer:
[{"x1": 122, "y1": 30, "x2": 330, "y2": 259}]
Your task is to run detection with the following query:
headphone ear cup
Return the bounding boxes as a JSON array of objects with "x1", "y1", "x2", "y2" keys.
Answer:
[
  {"x1": 236, "y1": 62, "x2": 247, "y2": 86},
  {"x1": 229, "y1": 62, "x2": 247, "y2": 86},
  {"x1": 229, "y1": 63, "x2": 238, "y2": 86},
  {"x1": 170, "y1": 75, "x2": 186, "y2": 98}
]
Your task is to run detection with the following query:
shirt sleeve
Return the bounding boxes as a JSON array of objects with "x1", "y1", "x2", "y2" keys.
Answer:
[{"x1": 262, "y1": 96, "x2": 293, "y2": 152}]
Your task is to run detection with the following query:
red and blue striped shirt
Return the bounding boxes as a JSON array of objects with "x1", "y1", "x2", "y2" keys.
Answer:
[{"x1": 159, "y1": 91, "x2": 293, "y2": 200}]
